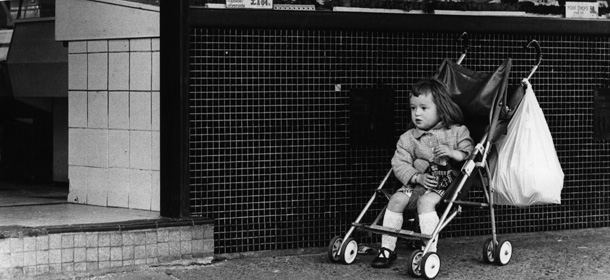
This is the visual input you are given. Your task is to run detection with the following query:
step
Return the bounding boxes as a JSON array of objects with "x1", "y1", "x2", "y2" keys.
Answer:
[{"x1": 0, "y1": 218, "x2": 214, "y2": 279}]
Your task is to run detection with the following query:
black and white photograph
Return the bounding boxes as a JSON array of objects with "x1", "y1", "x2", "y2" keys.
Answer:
[{"x1": 0, "y1": 0, "x2": 609, "y2": 279}]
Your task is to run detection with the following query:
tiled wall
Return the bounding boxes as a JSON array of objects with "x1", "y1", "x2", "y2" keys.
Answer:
[
  {"x1": 0, "y1": 225, "x2": 213, "y2": 279},
  {"x1": 68, "y1": 38, "x2": 161, "y2": 210},
  {"x1": 189, "y1": 29, "x2": 610, "y2": 253}
]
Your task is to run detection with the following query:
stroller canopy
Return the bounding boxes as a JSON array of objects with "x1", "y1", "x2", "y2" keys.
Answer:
[{"x1": 435, "y1": 58, "x2": 512, "y2": 142}]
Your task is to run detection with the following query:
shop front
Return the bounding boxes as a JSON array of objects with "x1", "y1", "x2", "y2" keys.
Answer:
[{"x1": 165, "y1": 1, "x2": 610, "y2": 254}]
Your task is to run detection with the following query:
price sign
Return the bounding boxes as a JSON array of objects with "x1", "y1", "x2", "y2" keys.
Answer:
[
  {"x1": 226, "y1": 0, "x2": 273, "y2": 9},
  {"x1": 565, "y1": 1, "x2": 599, "y2": 18}
]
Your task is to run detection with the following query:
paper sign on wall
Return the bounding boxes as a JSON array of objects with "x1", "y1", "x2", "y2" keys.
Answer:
[
  {"x1": 565, "y1": 1, "x2": 599, "y2": 18},
  {"x1": 227, "y1": 0, "x2": 273, "y2": 9}
]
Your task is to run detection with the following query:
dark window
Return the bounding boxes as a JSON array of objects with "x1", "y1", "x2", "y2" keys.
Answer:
[{"x1": 349, "y1": 88, "x2": 395, "y2": 147}]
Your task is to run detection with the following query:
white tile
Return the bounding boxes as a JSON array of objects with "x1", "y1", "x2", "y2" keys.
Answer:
[
  {"x1": 69, "y1": 54, "x2": 87, "y2": 90},
  {"x1": 88, "y1": 91, "x2": 108, "y2": 128},
  {"x1": 151, "y1": 38, "x2": 160, "y2": 51},
  {"x1": 87, "y1": 129, "x2": 108, "y2": 168},
  {"x1": 151, "y1": 91, "x2": 159, "y2": 131},
  {"x1": 151, "y1": 131, "x2": 160, "y2": 171},
  {"x1": 68, "y1": 128, "x2": 88, "y2": 166},
  {"x1": 23, "y1": 251, "x2": 36, "y2": 266},
  {"x1": 129, "y1": 169, "x2": 151, "y2": 210},
  {"x1": 109, "y1": 40, "x2": 129, "y2": 52},
  {"x1": 152, "y1": 52, "x2": 160, "y2": 91},
  {"x1": 68, "y1": 166, "x2": 88, "y2": 204},
  {"x1": 68, "y1": 91, "x2": 87, "y2": 128},
  {"x1": 129, "y1": 52, "x2": 152, "y2": 91},
  {"x1": 108, "y1": 168, "x2": 130, "y2": 208},
  {"x1": 87, "y1": 40, "x2": 108, "y2": 53},
  {"x1": 130, "y1": 39, "x2": 151, "y2": 52},
  {"x1": 108, "y1": 91, "x2": 129, "y2": 129},
  {"x1": 130, "y1": 91, "x2": 151, "y2": 130},
  {"x1": 130, "y1": 131, "x2": 151, "y2": 170},
  {"x1": 109, "y1": 52, "x2": 129, "y2": 91},
  {"x1": 87, "y1": 168, "x2": 108, "y2": 206},
  {"x1": 88, "y1": 53, "x2": 108, "y2": 90},
  {"x1": 69, "y1": 41, "x2": 87, "y2": 54},
  {"x1": 108, "y1": 130, "x2": 129, "y2": 168},
  {"x1": 151, "y1": 171, "x2": 160, "y2": 211},
  {"x1": 11, "y1": 252, "x2": 23, "y2": 267}
]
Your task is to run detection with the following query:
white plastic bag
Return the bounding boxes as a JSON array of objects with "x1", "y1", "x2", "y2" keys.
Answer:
[{"x1": 491, "y1": 79, "x2": 563, "y2": 206}]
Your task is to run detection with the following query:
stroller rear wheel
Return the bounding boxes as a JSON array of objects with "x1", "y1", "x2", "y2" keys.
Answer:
[
  {"x1": 327, "y1": 236, "x2": 343, "y2": 263},
  {"x1": 421, "y1": 252, "x2": 441, "y2": 279},
  {"x1": 494, "y1": 240, "x2": 512, "y2": 265},
  {"x1": 482, "y1": 238, "x2": 495, "y2": 263},
  {"x1": 340, "y1": 238, "x2": 358, "y2": 265},
  {"x1": 407, "y1": 249, "x2": 423, "y2": 277},
  {"x1": 482, "y1": 238, "x2": 513, "y2": 265}
]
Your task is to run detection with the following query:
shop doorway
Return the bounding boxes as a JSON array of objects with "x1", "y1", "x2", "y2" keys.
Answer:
[{"x1": 0, "y1": 97, "x2": 68, "y2": 207}]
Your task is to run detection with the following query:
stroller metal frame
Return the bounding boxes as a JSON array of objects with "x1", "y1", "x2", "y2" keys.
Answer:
[{"x1": 328, "y1": 35, "x2": 542, "y2": 279}]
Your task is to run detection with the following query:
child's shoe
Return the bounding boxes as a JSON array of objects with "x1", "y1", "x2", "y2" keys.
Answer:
[{"x1": 371, "y1": 247, "x2": 397, "y2": 268}]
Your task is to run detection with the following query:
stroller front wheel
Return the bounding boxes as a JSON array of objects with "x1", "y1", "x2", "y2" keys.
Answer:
[
  {"x1": 340, "y1": 238, "x2": 358, "y2": 265},
  {"x1": 494, "y1": 240, "x2": 512, "y2": 265},
  {"x1": 421, "y1": 252, "x2": 441, "y2": 279},
  {"x1": 327, "y1": 236, "x2": 343, "y2": 263},
  {"x1": 407, "y1": 249, "x2": 424, "y2": 277},
  {"x1": 482, "y1": 238, "x2": 495, "y2": 264}
]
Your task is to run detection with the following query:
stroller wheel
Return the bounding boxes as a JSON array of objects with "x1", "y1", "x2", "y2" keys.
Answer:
[
  {"x1": 421, "y1": 252, "x2": 441, "y2": 279},
  {"x1": 327, "y1": 236, "x2": 343, "y2": 263},
  {"x1": 494, "y1": 240, "x2": 512, "y2": 266},
  {"x1": 482, "y1": 238, "x2": 495, "y2": 264},
  {"x1": 407, "y1": 249, "x2": 423, "y2": 277},
  {"x1": 340, "y1": 238, "x2": 358, "y2": 265}
]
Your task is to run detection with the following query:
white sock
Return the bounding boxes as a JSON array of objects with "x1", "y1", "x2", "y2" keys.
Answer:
[
  {"x1": 419, "y1": 212, "x2": 440, "y2": 252},
  {"x1": 380, "y1": 209, "x2": 403, "y2": 256}
]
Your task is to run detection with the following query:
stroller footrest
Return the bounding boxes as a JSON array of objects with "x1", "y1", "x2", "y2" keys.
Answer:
[
  {"x1": 448, "y1": 199, "x2": 490, "y2": 208},
  {"x1": 352, "y1": 223, "x2": 431, "y2": 239}
]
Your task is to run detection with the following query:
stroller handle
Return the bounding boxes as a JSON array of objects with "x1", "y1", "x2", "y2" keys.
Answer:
[
  {"x1": 456, "y1": 32, "x2": 470, "y2": 65},
  {"x1": 525, "y1": 39, "x2": 542, "y2": 80}
]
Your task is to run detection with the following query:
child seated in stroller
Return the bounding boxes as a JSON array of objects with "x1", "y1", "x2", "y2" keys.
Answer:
[{"x1": 372, "y1": 78, "x2": 474, "y2": 268}]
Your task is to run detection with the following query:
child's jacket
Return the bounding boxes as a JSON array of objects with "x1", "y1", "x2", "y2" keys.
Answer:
[{"x1": 392, "y1": 122, "x2": 474, "y2": 187}]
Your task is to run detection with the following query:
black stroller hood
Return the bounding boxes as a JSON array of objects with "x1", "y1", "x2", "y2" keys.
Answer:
[{"x1": 435, "y1": 58, "x2": 512, "y2": 142}]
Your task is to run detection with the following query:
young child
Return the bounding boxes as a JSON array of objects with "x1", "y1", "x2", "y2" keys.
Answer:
[{"x1": 371, "y1": 78, "x2": 474, "y2": 268}]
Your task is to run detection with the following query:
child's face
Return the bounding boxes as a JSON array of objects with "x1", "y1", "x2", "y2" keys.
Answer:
[{"x1": 410, "y1": 93, "x2": 440, "y2": 131}]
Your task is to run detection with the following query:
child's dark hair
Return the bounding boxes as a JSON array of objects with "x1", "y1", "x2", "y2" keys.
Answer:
[{"x1": 410, "y1": 78, "x2": 464, "y2": 128}]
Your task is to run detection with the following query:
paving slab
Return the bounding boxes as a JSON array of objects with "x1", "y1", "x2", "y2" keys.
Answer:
[{"x1": 76, "y1": 227, "x2": 610, "y2": 280}]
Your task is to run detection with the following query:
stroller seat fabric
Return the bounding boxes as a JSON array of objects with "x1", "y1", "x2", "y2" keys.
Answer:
[{"x1": 436, "y1": 58, "x2": 512, "y2": 142}]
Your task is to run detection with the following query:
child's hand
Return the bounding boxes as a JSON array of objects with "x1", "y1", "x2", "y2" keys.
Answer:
[
  {"x1": 417, "y1": 173, "x2": 438, "y2": 189},
  {"x1": 433, "y1": 145, "x2": 463, "y2": 161}
]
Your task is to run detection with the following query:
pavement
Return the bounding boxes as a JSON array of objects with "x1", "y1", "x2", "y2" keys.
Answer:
[{"x1": 47, "y1": 227, "x2": 610, "y2": 280}]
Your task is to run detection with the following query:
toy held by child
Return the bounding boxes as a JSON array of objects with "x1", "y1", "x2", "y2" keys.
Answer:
[
  {"x1": 371, "y1": 78, "x2": 474, "y2": 269},
  {"x1": 426, "y1": 162, "x2": 457, "y2": 195}
]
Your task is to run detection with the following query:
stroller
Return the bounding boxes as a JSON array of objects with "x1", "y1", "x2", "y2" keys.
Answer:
[{"x1": 327, "y1": 34, "x2": 543, "y2": 279}]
